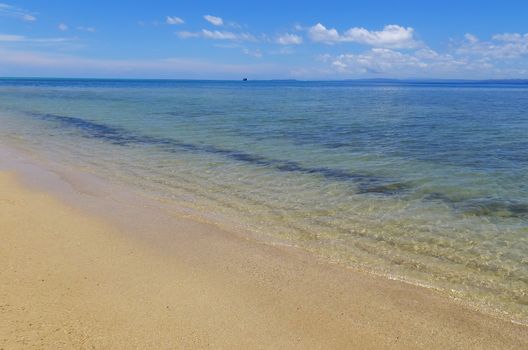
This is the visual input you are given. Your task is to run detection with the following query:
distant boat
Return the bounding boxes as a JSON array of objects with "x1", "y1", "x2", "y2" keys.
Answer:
[{"x1": 242, "y1": 78, "x2": 248, "y2": 81}]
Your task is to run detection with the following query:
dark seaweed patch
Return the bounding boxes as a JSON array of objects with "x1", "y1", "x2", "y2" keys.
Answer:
[
  {"x1": 37, "y1": 113, "x2": 142, "y2": 146},
  {"x1": 31, "y1": 112, "x2": 410, "y2": 195},
  {"x1": 358, "y1": 182, "x2": 411, "y2": 195},
  {"x1": 461, "y1": 199, "x2": 528, "y2": 219},
  {"x1": 424, "y1": 192, "x2": 528, "y2": 219},
  {"x1": 423, "y1": 192, "x2": 454, "y2": 203}
]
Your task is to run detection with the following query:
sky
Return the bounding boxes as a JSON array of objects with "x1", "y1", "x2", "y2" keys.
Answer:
[{"x1": 1, "y1": 0, "x2": 528, "y2": 79}]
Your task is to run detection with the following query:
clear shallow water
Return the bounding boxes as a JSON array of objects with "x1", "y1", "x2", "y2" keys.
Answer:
[{"x1": 1, "y1": 78, "x2": 527, "y2": 321}]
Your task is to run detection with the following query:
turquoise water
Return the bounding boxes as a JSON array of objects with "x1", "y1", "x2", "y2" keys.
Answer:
[{"x1": 1, "y1": 78, "x2": 527, "y2": 321}]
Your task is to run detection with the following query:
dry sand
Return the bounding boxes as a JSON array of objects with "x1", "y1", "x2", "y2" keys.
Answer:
[{"x1": 1, "y1": 170, "x2": 527, "y2": 349}]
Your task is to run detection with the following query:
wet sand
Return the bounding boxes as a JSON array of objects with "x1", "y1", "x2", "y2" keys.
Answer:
[{"x1": 1, "y1": 167, "x2": 527, "y2": 349}]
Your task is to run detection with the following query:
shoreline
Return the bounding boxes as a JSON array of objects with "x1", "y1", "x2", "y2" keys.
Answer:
[
  {"x1": 3, "y1": 139, "x2": 527, "y2": 326},
  {"x1": 1, "y1": 145, "x2": 528, "y2": 348}
]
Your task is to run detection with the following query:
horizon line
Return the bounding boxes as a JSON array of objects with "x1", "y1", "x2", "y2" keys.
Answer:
[{"x1": 2, "y1": 76, "x2": 528, "y2": 84}]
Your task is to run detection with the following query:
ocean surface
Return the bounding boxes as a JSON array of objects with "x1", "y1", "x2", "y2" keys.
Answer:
[{"x1": 1, "y1": 78, "x2": 527, "y2": 322}]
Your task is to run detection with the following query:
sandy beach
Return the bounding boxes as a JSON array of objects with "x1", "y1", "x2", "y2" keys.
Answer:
[{"x1": 1, "y1": 159, "x2": 527, "y2": 349}]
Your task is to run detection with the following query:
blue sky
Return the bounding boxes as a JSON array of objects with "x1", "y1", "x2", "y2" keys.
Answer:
[{"x1": 1, "y1": 0, "x2": 528, "y2": 79}]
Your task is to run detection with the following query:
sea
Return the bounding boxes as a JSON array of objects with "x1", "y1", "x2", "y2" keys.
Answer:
[{"x1": 0, "y1": 78, "x2": 527, "y2": 322}]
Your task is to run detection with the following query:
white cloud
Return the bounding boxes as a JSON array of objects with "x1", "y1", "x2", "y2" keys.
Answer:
[
  {"x1": 464, "y1": 33, "x2": 478, "y2": 43},
  {"x1": 308, "y1": 23, "x2": 340, "y2": 43},
  {"x1": 176, "y1": 31, "x2": 200, "y2": 39},
  {"x1": 321, "y1": 47, "x2": 495, "y2": 77},
  {"x1": 0, "y1": 3, "x2": 36, "y2": 21},
  {"x1": 202, "y1": 29, "x2": 238, "y2": 40},
  {"x1": 77, "y1": 26, "x2": 96, "y2": 32},
  {"x1": 344, "y1": 25, "x2": 416, "y2": 48},
  {"x1": 242, "y1": 48, "x2": 262, "y2": 58},
  {"x1": 58, "y1": 23, "x2": 68, "y2": 31},
  {"x1": 22, "y1": 13, "x2": 36, "y2": 21},
  {"x1": 492, "y1": 33, "x2": 526, "y2": 42},
  {"x1": 204, "y1": 15, "x2": 223, "y2": 26},
  {"x1": 213, "y1": 43, "x2": 242, "y2": 49},
  {"x1": 293, "y1": 24, "x2": 304, "y2": 31},
  {"x1": 269, "y1": 46, "x2": 295, "y2": 55},
  {"x1": 276, "y1": 33, "x2": 303, "y2": 45},
  {"x1": 457, "y1": 32, "x2": 528, "y2": 59},
  {"x1": 0, "y1": 33, "x2": 24, "y2": 42},
  {"x1": 318, "y1": 30, "x2": 528, "y2": 78},
  {"x1": 0, "y1": 33, "x2": 72, "y2": 44},
  {"x1": 330, "y1": 48, "x2": 426, "y2": 74},
  {"x1": 166, "y1": 16, "x2": 184, "y2": 25},
  {"x1": 177, "y1": 29, "x2": 256, "y2": 42},
  {"x1": 308, "y1": 23, "x2": 417, "y2": 48},
  {"x1": 331, "y1": 60, "x2": 347, "y2": 70},
  {"x1": 202, "y1": 29, "x2": 256, "y2": 41},
  {"x1": 228, "y1": 21, "x2": 242, "y2": 29}
]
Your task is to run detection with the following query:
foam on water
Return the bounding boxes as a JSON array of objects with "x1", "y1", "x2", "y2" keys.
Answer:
[{"x1": 0, "y1": 78, "x2": 527, "y2": 322}]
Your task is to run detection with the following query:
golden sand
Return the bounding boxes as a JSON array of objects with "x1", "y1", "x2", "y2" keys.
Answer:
[{"x1": 1, "y1": 170, "x2": 527, "y2": 349}]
